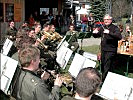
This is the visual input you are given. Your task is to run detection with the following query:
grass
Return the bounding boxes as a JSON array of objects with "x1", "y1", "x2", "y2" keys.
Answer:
[
  {"x1": 82, "y1": 45, "x2": 100, "y2": 54},
  {"x1": 81, "y1": 45, "x2": 133, "y2": 78}
]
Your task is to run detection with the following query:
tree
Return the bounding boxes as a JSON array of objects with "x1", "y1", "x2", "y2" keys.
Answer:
[
  {"x1": 89, "y1": 0, "x2": 106, "y2": 22},
  {"x1": 112, "y1": 0, "x2": 131, "y2": 20}
]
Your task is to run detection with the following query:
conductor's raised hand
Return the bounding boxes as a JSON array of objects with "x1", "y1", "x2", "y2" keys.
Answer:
[
  {"x1": 93, "y1": 28, "x2": 99, "y2": 34},
  {"x1": 103, "y1": 29, "x2": 109, "y2": 34}
]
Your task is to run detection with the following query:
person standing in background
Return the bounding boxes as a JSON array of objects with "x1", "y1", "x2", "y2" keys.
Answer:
[
  {"x1": 81, "y1": 14, "x2": 88, "y2": 32},
  {"x1": 28, "y1": 14, "x2": 35, "y2": 28},
  {"x1": 88, "y1": 13, "x2": 95, "y2": 32},
  {"x1": 69, "y1": 15, "x2": 76, "y2": 27}
]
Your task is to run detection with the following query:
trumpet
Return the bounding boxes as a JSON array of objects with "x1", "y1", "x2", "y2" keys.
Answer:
[
  {"x1": 50, "y1": 32, "x2": 63, "y2": 42},
  {"x1": 35, "y1": 36, "x2": 48, "y2": 50},
  {"x1": 41, "y1": 31, "x2": 53, "y2": 40}
]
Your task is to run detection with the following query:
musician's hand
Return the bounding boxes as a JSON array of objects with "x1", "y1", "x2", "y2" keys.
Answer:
[
  {"x1": 103, "y1": 29, "x2": 109, "y2": 34},
  {"x1": 54, "y1": 74, "x2": 63, "y2": 87},
  {"x1": 34, "y1": 40, "x2": 40, "y2": 46},
  {"x1": 41, "y1": 71, "x2": 50, "y2": 80},
  {"x1": 93, "y1": 28, "x2": 99, "y2": 34},
  {"x1": 9, "y1": 36, "x2": 13, "y2": 39},
  {"x1": 41, "y1": 35, "x2": 47, "y2": 41}
]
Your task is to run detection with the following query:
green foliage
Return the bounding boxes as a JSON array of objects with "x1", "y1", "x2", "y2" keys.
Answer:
[{"x1": 89, "y1": 0, "x2": 106, "y2": 22}]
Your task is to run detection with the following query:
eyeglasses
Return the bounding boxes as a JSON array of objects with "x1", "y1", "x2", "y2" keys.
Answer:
[
  {"x1": 104, "y1": 19, "x2": 112, "y2": 20},
  {"x1": 70, "y1": 27, "x2": 74, "y2": 28}
]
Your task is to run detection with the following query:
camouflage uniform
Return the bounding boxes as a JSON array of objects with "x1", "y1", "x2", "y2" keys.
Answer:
[{"x1": 65, "y1": 31, "x2": 79, "y2": 52}]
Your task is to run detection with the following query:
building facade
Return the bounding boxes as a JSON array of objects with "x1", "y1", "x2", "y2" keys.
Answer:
[{"x1": 0, "y1": 0, "x2": 62, "y2": 34}]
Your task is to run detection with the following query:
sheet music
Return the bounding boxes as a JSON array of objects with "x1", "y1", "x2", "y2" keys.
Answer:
[
  {"x1": 1, "y1": 38, "x2": 13, "y2": 55},
  {"x1": 100, "y1": 72, "x2": 133, "y2": 100},
  {"x1": 57, "y1": 36, "x2": 66, "y2": 49},
  {"x1": 68, "y1": 53, "x2": 96, "y2": 78},
  {"x1": 1, "y1": 75, "x2": 10, "y2": 92},
  {"x1": 56, "y1": 46, "x2": 73, "y2": 69},
  {"x1": 83, "y1": 52, "x2": 97, "y2": 61},
  {"x1": 0, "y1": 53, "x2": 18, "y2": 94},
  {"x1": 83, "y1": 58, "x2": 96, "y2": 68},
  {"x1": 69, "y1": 53, "x2": 85, "y2": 78}
]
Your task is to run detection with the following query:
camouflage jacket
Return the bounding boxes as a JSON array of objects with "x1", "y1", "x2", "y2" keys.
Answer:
[{"x1": 16, "y1": 69, "x2": 60, "y2": 100}]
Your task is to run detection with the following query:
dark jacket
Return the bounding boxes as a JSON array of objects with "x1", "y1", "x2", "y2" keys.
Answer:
[
  {"x1": 6, "y1": 27, "x2": 17, "y2": 41},
  {"x1": 93, "y1": 23, "x2": 122, "y2": 52},
  {"x1": 17, "y1": 69, "x2": 60, "y2": 100}
]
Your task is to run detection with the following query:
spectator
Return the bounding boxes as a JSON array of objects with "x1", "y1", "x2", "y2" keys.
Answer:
[
  {"x1": 88, "y1": 13, "x2": 95, "y2": 32},
  {"x1": 40, "y1": 11, "x2": 49, "y2": 27},
  {"x1": 33, "y1": 11, "x2": 40, "y2": 22},
  {"x1": 28, "y1": 14, "x2": 35, "y2": 28},
  {"x1": 69, "y1": 15, "x2": 76, "y2": 27},
  {"x1": 81, "y1": 14, "x2": 88, "y2": 32}
]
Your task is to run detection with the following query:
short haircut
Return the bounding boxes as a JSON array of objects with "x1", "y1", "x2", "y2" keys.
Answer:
[
  {"x1": 29, "y1": 27, "x2": 35, "y2": 31},
  {"x1": 75, "y1": 67, "x2": 101, "y2": 97},
  {"x1": 16, "y1": 36, "x2": 36, "y2": 50},
  {"x1": 34, "y1": 23, "x2": 41, "y2": 28},
  {"x1": 43, "y1": 23, "x2": 50, "y2": 28},
  {"x1": 69, "y1": 24, "x2": 75, "y2": 28},
  {"x1": 104, "y1": 14, "x2": 112, "y2": 19},
  {"x1": 19, "y1": 46, "x2": 40, "y2": 67}
]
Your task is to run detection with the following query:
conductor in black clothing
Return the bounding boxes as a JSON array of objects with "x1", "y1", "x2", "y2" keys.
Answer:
[{"x1": 93, "y1": 14, "x2": 122, "y2": 81}]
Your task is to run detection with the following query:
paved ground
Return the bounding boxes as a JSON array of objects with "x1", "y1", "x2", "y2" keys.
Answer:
[{"x1": 78, "y1": 36, "x2": 101, "y2": 46}]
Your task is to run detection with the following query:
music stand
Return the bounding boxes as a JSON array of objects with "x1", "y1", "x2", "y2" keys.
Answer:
[
  {"x1": 99, "y1": 72, "x2": 133, "y2": 100},
  {"x1": 1, "y1": 38, "x2": 13, "y2": 56},
  {"x1": 1, "y1": 53, "x2": 18, "y2": 95}
]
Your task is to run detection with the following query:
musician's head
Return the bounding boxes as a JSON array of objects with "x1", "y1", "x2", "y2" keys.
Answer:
[
  {"x1": 69, "y1": 24, "x2": 75, "y2": 31},
  {"x1": 9, "y1": 20, "x2": 15, "y2": 28},
  {"x1": 43, "y1": 23, "x2": 50, "y2": 32},
  {"x1": 16, "y1": 35, "x2": 36, "y2": 50},
  {"x1": 19, "y1": 46, "x2": 40, "y2": 71},
  {"x1": 34, "y1": 23, "x2": 41, "y2": 33},
  {"x1": 50, "y1": 24, "x2": 55, "y2": 32},
  {"x1": 28, "y1": 27, "x2": 35, "y2": 38},
  {"x1": 103, "y1": 14, "x2": 112, "y2": 26},
  {"x1": 75, "y1": 67, "x2": 101, "y2": 99}
]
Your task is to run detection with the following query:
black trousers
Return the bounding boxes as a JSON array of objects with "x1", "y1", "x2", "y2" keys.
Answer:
[{"x1": 101, "y1": 51, "x2": 116, "y2": 81}]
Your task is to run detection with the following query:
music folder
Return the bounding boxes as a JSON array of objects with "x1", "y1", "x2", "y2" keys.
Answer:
[
  {"x1": 1, "y1": 38, "x2": 13, "y2": 56},
  {"x1": 99, "y1": 72, "x2": 133, "y2": 100},
  {"x1": 56, "y1": 46, "x2": 73, "y2": 69},
  {"x1": 1, "y1": 53, "x2": 18, "y2": 95},
  {"x1": 68, "y1": 53, "x2": 96, "y2": 78}
]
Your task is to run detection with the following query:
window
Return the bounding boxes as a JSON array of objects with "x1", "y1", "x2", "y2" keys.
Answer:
[
  {"x1": 0, "y1": 3, "x2": 3, "y2": 22},
  {"x1": 5, "y1": 3, "x2": 14, "y2": 22}
]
